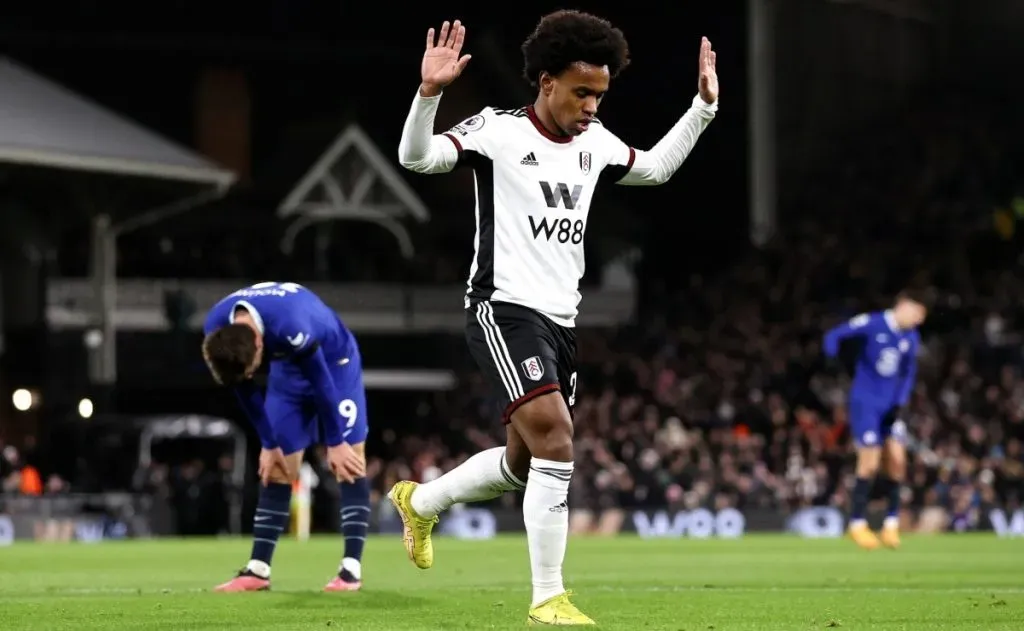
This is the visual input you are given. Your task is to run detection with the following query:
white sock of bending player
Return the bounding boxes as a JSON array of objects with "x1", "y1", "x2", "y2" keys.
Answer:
[
  {"x1": 524, "y1": 457, "x2": 573, "y2": 607},
  {"x1": 410, "y1": 447, "x2": 525, "y2": 518}
]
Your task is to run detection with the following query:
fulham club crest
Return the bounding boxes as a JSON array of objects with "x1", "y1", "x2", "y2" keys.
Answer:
[
  {"x1": 579, "y1": 151, "x2": 591, "y2": 175},
  {"x1": 521, "y1": 356, "x2": 545, "y2": 381}
]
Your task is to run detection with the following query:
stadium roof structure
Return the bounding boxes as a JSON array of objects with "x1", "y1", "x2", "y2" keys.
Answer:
[
  {"x1": 0, "y1": 56, "x2": 235, "y2": 190},
  {"x1": 0, "y1": 56, "x2": 238, "y2": 386},
  {"x1": 278, "y1": 122, "x2": 430, "y2": 259}
]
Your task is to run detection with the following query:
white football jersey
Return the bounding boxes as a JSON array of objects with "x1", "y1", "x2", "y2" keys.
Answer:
[
  {"x1": 443, "y1": 106, "x2": 635, "y2": 327},
  {"x1": 398, "y1": 92, "x2": 717, "y2": 328}
]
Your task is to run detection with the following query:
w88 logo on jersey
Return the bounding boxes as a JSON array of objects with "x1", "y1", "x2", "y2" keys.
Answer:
[
  {"x1": 528, "y1": 181, "x2": 587, "y2": 244},
  {"x1": 529, "y1": 216, "x2": 585, "y2": 244}
]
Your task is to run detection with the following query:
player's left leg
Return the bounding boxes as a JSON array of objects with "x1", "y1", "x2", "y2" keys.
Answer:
[
  {"x1": 325, "y1": 441, "x2": 370, "y2": 592},
  {"x1": 324, "y1": 353, "x2": 371, "y2": 592},
  {"x1": 879, "y1": 415, "x2": 909, "y2": 549},
  {"x1": 514, "y1": 320, "x2": 594, "y2": 626}
]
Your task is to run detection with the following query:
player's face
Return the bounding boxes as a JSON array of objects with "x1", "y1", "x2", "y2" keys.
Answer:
[
  {"x1": 895, "y1": 300, "x2": 926, "y2": 329},
  {"x1": 541, "y1": 62, "x2": 610, "y2": 136}
]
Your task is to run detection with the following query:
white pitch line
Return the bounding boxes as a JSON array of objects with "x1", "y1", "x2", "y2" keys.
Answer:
[
  {"x1": 34, "y1": 585, "x2": 1024, "y2": 596},
  {"x1": 576, "y1": 586, "x2": 1024, "y2": 595}
]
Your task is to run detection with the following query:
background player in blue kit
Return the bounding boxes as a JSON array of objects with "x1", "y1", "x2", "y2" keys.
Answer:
[
  {"x1": 823, "y1": 290, "x2": 928, "y2": 550},
  {"x1": 201, "y1": 281, "x2": 369, "y2": 592}
]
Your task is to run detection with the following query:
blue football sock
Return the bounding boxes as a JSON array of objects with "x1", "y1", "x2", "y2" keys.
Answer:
[
  {"x1": 249, "y1": 482, "x2": 292, "y2": 572},
  {"x1": 339, "y1": 477, "x2": 371, "y2": 580},
  {"x1": 851, "y1": 477, "x2": 871, "y2": 522},
  {"x1": 883, "y1": 476, "x2": 902, "y2": 520}
]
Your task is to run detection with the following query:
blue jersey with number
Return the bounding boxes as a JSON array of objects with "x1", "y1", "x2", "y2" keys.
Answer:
[
  {"x1": 204, "y1": 282, "x2": 367, "y2": 450},
  {"x1": 823, "y1": 310, "x2": 919, "y2": 408},
  {"x1": 823, "y1": 310, "x2": 918, "y2": 447}
]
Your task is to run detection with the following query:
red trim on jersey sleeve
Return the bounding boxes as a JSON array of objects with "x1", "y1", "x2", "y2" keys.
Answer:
[
  {"x1": 501, "y1": 383, "x2": 562, "y2": 424},
  {"x1": 525, "y1": 106, "x2": 572, "y2": 144},
  {"x1": 443, "y1": 132, "x2": 463, "y2": 153},
  {"x1": 626, "y1": 147, "x2": 636, "y2": 170}
]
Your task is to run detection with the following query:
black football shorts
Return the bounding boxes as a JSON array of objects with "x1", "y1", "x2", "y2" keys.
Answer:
[{"x1": 465, "y1": 301, "x2": 577, "y2": 423}]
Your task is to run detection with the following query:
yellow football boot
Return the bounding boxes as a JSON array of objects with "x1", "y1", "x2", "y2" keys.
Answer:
[
  {"x1": 881, "y1": 522, "x2": 901, "y2": 549},
  {"x1": 848, "y1": 521, "x2": 881, "y2": 550},
  {"x1": 387, "y1": 481, "x2": 438, "y2": 569},
  {"x1": 527, "y1": 592, "x2": 596, "y2": 626}
]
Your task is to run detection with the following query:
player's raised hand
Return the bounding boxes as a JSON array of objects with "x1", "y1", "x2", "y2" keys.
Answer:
[
  {"x1": 258, "y1": 447, "x2": 292, "y2": 487},
  {"x1": 327, "y1": 442, "x2": 366, "y2": 484},
  {"x1": 697, "y1": 37, "x2": 718, "y2": 104},
  {"x1": 420, "y1": 19, "x2": 471, "y2": 96}
]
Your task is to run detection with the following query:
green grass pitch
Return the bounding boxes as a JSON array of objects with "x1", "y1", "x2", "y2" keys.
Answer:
[{"x1": 0, "y1": 534, "x2": 1021, "y2": 630}]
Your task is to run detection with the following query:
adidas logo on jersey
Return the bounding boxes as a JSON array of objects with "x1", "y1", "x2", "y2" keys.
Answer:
[{"x1": 520, "y1": 152, "x2": 539, "y2": 166}]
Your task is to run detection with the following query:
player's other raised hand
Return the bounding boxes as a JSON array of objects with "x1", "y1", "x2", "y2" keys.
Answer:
[
  {"x1": 698, "y1": 37, "x2": 718, "y2": 104},
  {"x1": 420, "y1": 19, "x2": 471, "y2": 97}
]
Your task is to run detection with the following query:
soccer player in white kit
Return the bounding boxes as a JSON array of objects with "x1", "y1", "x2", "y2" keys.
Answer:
[{"x1": 390, "y1": 11, "x2": 719, "y2": 625}]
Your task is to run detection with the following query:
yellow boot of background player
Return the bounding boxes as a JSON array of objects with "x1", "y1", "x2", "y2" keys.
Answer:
[
  {"x1": 848, "y1": 521, "x2": 881, "y2": 550},
  {"x1": 881, "y1": 518, "x2": 901, "y2": 549}
]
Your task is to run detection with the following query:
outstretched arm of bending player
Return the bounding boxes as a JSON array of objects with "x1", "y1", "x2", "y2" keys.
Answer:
[
  {"x1": 823, "y1": 313, "x2": 876, "y2": 357},
  {"x1": 612, "y1": 95, "x2": 717, "y2": 186},
  {"x1": 295, "y1": 346, "x2": 348, "y2": 447},
  {"x1": 233, "y1": 381, "x2": 278, "y2": 449},
  {"x1": 397, "y1": 91, "x2": 461, "y2": 174}
]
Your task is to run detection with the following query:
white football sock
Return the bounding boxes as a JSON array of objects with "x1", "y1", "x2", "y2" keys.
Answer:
[
  {"x1": 524, "y1": 457, "x2": 573, "y2": 607},
  {"x1": 341, "y1": 557, "x2": 362, "y2": 581},
  {"x1": 411, "y1": 447, "x2": 525, "y2": 518},
  {"x1": 245, "y1": 559, "x2": 270, "y2": 578}
]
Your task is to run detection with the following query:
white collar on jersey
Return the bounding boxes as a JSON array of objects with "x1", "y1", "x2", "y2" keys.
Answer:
[
  {"x1": 883, "y1": 309, "x2": 900, "y2": 333},
  {"x1": 230, "y1": 300, "x2": 265, "y2": 335}
]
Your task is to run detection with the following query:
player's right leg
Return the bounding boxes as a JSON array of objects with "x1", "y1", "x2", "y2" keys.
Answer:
[
  {"x1": 214, "y1": 449, "x2": 302, "y2": 591},
  {"x1": 215, "y1": 395, "x2": 305, "y2": 592},
  {"x1": 847, "y1": 399, "x2": 883, "y2": 550},
  {"x1": 387, "y1": 304, "x2": 539, "y2": 569},
  {"x1": 879, "y1": 415, "x2": 909, "y2": 549},
  {"x1": 388, "y1": 428, "x2": 527, "y2": 569}
]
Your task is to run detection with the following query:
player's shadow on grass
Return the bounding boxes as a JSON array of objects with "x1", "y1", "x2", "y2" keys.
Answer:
[{"x1": 272, "y1": 589, "x2": 426, "y2": 610}]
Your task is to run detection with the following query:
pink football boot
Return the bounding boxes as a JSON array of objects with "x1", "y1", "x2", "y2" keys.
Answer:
[
  {"x1": 323, "y1": 575, "x2": 362, "y2": 592},
  {"x1": 214, "y1": 570, "x2": 270, "y2": 592}
]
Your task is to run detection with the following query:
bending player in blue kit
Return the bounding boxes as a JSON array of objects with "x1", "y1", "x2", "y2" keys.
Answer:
[
  {"x1": 202, "y1": 281, "x2": 369, "y2": 591},
  {"x1": 823, "y1": 290, "x2": 928, "y2": 550}
]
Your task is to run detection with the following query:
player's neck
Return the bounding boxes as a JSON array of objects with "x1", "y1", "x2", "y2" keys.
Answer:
[{"x1": 530, "y1": 98, "x2": 568, "y2": 139}]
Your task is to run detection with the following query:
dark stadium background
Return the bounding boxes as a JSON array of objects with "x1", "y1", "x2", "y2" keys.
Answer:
[{"x1": 1, "y1": 0, "x2": 1024, "y2": 539}]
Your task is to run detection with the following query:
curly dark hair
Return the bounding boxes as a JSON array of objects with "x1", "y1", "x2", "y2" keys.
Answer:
[{"x1": 521, "y1": 10, "x2": 631, "y2": 88}]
